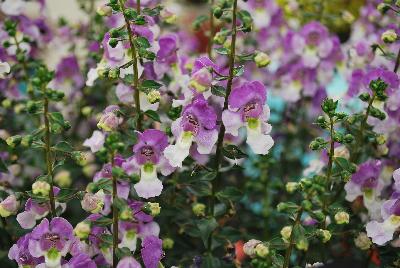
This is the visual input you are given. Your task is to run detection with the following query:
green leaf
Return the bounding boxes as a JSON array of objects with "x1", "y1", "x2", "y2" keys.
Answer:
[
  {"x1": 211, "y1": 85, "x2": 226, "y2": 97},
  {"x1": 142, "y1": 6, "x2": 162, "y2": 17},
  {"x1": 192, "y1": 15, "x2": 208, "y2": 30},
  {"x1": 233, "y1": 65, "x2": 245, "y2": 77},
  {"x1": 113, "y1": 197, "x2": 128, "y2": 211},
  {"x1": 135, "y1": 36, "x2": 150, "y2": 49},
  {"x1": 53, "y1": 141, "x2": 73, "y2": 153},
  {"x1": 203, "y1": 254, "x2": 221, "y2": 268},
  {"x1": 222, "y1": 144, "x2": 247, "y2": 160},
  {"x1": 196, "y1": 218, "x2": 218, "y2": 248},
  {"x1": 271, "y1": 253, "x2": 285, "y2": 268},
  {"x1": 93, "y1": 216, "x2": 113, "y2": 227},
  {"x1": 0, "y1": 159, "x2": 8, "y2": 173},
  {"x1": 216, "y1": 186, "x2": 242, "y2": 202},
  {"x1": 215, "y1": 47, "x2": 229, "y2": 55},
  {"x1": 141, "y1": 80, "x2": 162, "y2": 90},
  {"x1": 56, "y1": 189, "x2": 81, "y2": 203},
  {"x1": 144, "y1": 110, "x2": 161, "y2": 123}
]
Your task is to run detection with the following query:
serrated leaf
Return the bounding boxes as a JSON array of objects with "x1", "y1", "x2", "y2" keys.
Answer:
[
  {"x1": 144, "y1": 110, "x2": 161, "y2": 122},
  {"x1": 92, "y1": 216, "x2": 113, "y2": 227},
  {"x1": 211, "y1": 85, "x2": 226, "y2": 97},
  {"x1": 196, "y1": 218, "x2": 218, "y2": 248},
  {"x1": 216, "y1": 186, "x2": 242, "y2": 202}
]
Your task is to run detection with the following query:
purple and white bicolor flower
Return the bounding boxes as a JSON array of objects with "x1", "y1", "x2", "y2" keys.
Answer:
[
  {"x1": 345, "y1": 160, "x2": 384, "y2": 220},
  {"x1": 117, "y1": 256, "x2": 141, "y2": 268},
  {"x1": 366, "y1": 191, "x2": 400, "y2": 246},
  {"x1": 115, "y1": 83, "x2": 159, "y2": 112},
  {"x1": 164, "y1": 95, "x2": 218, "y2": 167},
  {"x1": 122, "y1": 129, "x2": 174, "y2": 198},
  {"x1": 97, "y1": 105, "x2": 123, "y2": 132},
  {"x1": 291, "y1": 22, "x2": 335, "y2": 68},
  {"x1": 222, "y1": 81, "x2": 274, "y2": 155},
  {"x1": 9, "y1": 233, "x2": 42, "y2": 267},
  {"x1": 83, "y1": 130, "x2": 105, "y2": 153},
  {"x1": 28, "y1": 217, "x2": 75, "y2": 268}
]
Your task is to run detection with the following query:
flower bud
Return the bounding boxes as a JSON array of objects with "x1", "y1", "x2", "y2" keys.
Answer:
[
  {"x1": 285, "y1": 182, "x2": 299, "y2": 193},
  {"x1": 376, "y1": 134, "x2": 387, "y2": 145},
  {"x1": 381, "y1": 30, "x2": 398, "y2": 43},
  {"x1": 32, "y1": 181, "x2": 51, "y2": 196},
  {"x1": 160, "y1": 9, "x2": 177, "y2": 24},
  {"x1": 189, "y1": 68, "x2": 212, "y2": 93},
  {"x1": 192, "y1": 203, "x2": 206, "y2": 217},
  {"x1": 2, "y1": 99, "x2": 11, "y2": 108},
  {"x1": 254, "y1": 52, "x2": 271, "y2": 68},
  {"x1": 21, "y1": 135, "x2": 33, "y2": 147},
  {"x1": 97, "y1": 111, "x2": 120, "y2": 132},
  {"x1": 280, "y1": 226, "x2": 292, "y2": 242},
  {"x1": 143, "y1": 202, "x2": 161, "y2": 216},
  {"x1": 334, "y1": 211, "x2": 350, "y2": 224},
  {"x1": 213, "y1": 6, "x2": 223, "y2": 18},
  {"x1": 213, "y1": 32, "x2": 226, "y2": 45},
  {"x1": 318, "y1": 229, "x2": 331, "y2": 243},
  {"x1": 147, "y1": 90, "x2": 161, "y2": 104},
  {"x1": 74, "y1": 221, "x2": 91, "y2": 240},
  {"x1": 396, "y1": 0, "x2": 400, "y2": 7},
  {"x1": 255, "y1": 243, "x2": 269, "y2": 258},
  {"x1": 354, "y1": 232, "x2": 371, "y2": 250},
  {"x1": 243, "y1": 239, "x2": 262, "y2": 257},
  {"x1": 97, "y1": 4, "x2": 112, "y2": 16},
  {"x1": 81, "y1": 191, "x2": 104, "y2": 213},
  {"x1": 342, "y1": 10, "x2": 355, "y2": 23},
  {"x1": 108, "y1": 68, "x2": 120, "y2": 79},
  {"x1": 0, "y1": 195, "x2": 19, "y2": 217},
  {"x1": 6, "y1": 135, "x2": 22, "y2": 148},
  {"x1": 359, "y1": 92, "x2": 370, "y2": 102},
  {"x1": 377, "y1": 3, "x2": 390, "y2": 13},
  {"x1": 54, "y1": 170, "x2": 72, "y2": 188},
  {"x1": 296, "y1": 238, "x2": 309, "y2": 251},
  {"x1": 120, "y1": 208, "x2": 133, "y2": 220},
  {"x1": 162, "y1": 238, "x2": 174, "y2": 249}
]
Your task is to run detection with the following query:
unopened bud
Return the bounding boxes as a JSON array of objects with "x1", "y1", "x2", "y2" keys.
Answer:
[
  {"x1": 334, "y1": 211, "x2": 350, "y2": 224},
  {"x1": 381, "y1": 30, "x2": 398, "y2": 43},
  {"x1": 74, "y1": 221, "x2": 91, "y2": 240},
  {"x1": 192, "y1": 203, "x2": 206, "y2": 217},
  {"x1": 254, "y1": 52, "x2": 271, "y2": 68}
]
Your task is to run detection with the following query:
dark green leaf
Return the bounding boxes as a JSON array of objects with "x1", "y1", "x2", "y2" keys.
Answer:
[
  {"x1": 233, "y1": 65, "x2": 245, "y2": 77},
  {"x1": 211, "y1": 85, "x2": 226, "y2": 97},
  {"x1": 135, "y1": 36, "x2": 150, "y2": 49},
  {"x1": 144, "y1": 110, "x2": 161, "y2": 122},
  {"x1": 216, "y1": 186, "x2": 242, "y2": 202},
  {"x1": 0, "y1": 159, "x2": 8, "y2": 173},
  {"x1": 196, "y1": 218, "x2": 218, "y2": 248},
  {"x1": 222, "y1": 144, "x2": 247, "y2": 160},
  {"x1": 93, "y1": 217, "x2": 113, "y2": 227},
  {"x1": 215, "y1": 47, "x2": 229, "y2": 55}
]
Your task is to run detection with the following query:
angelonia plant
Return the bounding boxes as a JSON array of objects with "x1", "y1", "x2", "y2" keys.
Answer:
[{"x1": 0, "y1": 0, "x2": 400, "y2": 267}]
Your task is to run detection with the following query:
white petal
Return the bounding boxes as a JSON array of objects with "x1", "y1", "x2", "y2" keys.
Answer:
[
  {"x1": 17, "y1": 211, "x2": 37, "y2": 229},
  {"x1": 1, "y1": 0, "x2": 24, "y2": 16},
  {"x1": 164, "y1": 133, "x2": 193, "y2": 167},
  {"x1": 344, "y1": 181, "x2": 362, "y2": 202},
  {"x1": 83, "y1": 130, "x2": 105, "y2": 153},
  {"x1": 86, "y1": 68, "x2": 98, "y2": 87},
  {"x1": 303, "y1": 48, "x2": 319, "y2": 68},
  {"x1": 222, "y1": 110, "x2": 243, "y2": 136},
  {"x1": 134, "y1": 166, "x2": 163, "y2": 198},
  {"x1": 139, "y1": 91, "x2": 159, "y2": 111},
  {"x1": 246, "y1": 123, "x2": 274, "y2": 155},
  {"x1": 119, "y1": 231, "x2": 137, "y2": 252}
]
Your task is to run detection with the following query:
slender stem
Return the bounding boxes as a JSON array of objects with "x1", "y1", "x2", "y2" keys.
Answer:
[
  {"x1": 351, "y1": 93, "x2": 375, "y2": 162},
  {"x1": 111, "y1": 151, "x2": 118, "y2": 268},
  {"x1": 119, "y1": 0, "x2": 142, "y2": 131},
  {"x1": 43, "y1": 90, "x2": 56, "y2": 217},
  {"x1": 283, "y1": 208, "x2": 303, "y2": 268},
  {"x1": 207, "y1": 0, "x2": 215, "y2": 59},
  {"x1": 394, "y1": 47, "x2": 400, "y2": 73},
  {"x1": 207, "y1": 0, "x2": 238, "y2": 253},
  {"x1": 322, "y1": 117, "x2": 335, "y2": 229}
]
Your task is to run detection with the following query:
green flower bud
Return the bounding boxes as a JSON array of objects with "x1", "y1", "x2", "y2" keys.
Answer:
[
  {"x1": 6, "y1": 135, "x2": 22, "y2": 148},
  {"x1": 120, "y1": 208, "x2": 133, "y2": 220},
  {"x1": 213, "y1": 6, "x2": 223, "y2": 18},
  {"x1": 343, "y1": 134, "x2": 354, "y2": 143},
  {"x1": 108, "y1": 38, "x2": 118, "y2": 48},
  {"x1": 143, "y1": 202, "x2": 161, "y2": 216},
  {"x1": 54, "y1": 170, "x2": 72, "y2": 188},
  {"x1": 74, "y1": 221, "x2": 91, "y2": 240},
  {"x1": 359, "y1": 92, "x2": 370, "y2": 102},
  {"x1": 354, "y1": 232, "x2": 372, "y2": 250},
  {"x1": 255, "y1": 243, "x2": 269, "y2": 258},
  {"x1": 285, "y1": 182, "x2": 299, "y2": 193},
  {"x1": 97, "y1": 5, "x2": 112, "y2": 16},
  {"x1": 21, "y1": 135, "x2": 33, "y2": 147},
  {"x1": 296, "y1": 238, "x2": 309, "y2": 251},
  {"x1": 81, "y1": 106, "x2": 93, "y2": 116},
  {"x1": 192, "y1": 203, "x2": 206, "y2": 217},
  {"x1": 108, "y1": 68, "x2": 120, "y2": 79},
  {"x1": 376, "y1": 134, "x2": 386, "y2": 145},
  {"x1": 301, "y1": 200, "x2": 312, "y2": 211},
  {"x1": 280, "y1": 226, "x2": 292, "y2": 242},
  {"x1": 254, "y1": 52, "x2": 271, "y2": 68},
  {"x1": 213, "y1": 31, "x2": 227, "y2": 45},
  {"x1": 2, "y1": 99, "x2": 12, "y2": 108},
  {"x1": 318, "y1": 229, "x2": 331, "y2": 243},
  {"x1": 32, "y1": 180, "x2": 51, "y2": 196},
  {"x1": 162, "y1": 238, "x2": 174, "y2": 250},
  {"x1": 334, "y1": 211, "x2": 350, "y2": 224},
  {"x1": 381, "y1": 29, "x2": 398, "y2": 43},
  {"x1": 147, "y1": 90, "x2": 161, "y2": 104},
  {"x1": 321, "y1": 98, "x2": 338, "y2": 115}
]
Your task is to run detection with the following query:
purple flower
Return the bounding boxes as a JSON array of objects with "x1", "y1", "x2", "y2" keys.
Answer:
[
  {"x1": 117, "y1": 256, "x2": 141, "y2": 268},
  {"x1": 0, "y1": 194, "x2": 19, "y2": 217},
  {"x1": 97, "y1": 105, "x2": 122, "y2": 132},
  {"x1": 9, "y1": 233, "x2": 42, "y2": 267},
  {"x1": 122, "y1": 129, "x2": 174, "y2": 198},
  {"x1": 67, "y1": 253, "x2": 96, "y2": 268},
  {"x1": 141, "y1": 235, "x2": 163, "y2": 268},
  {"x1": 83, "y1": 130, "x2": 105, "y2": 153},
  {"x1": 222, "y1": 81, "x2": 274, "y2": 155},
  {"x1": 28, "y1": 217, "x2": 75, "y2": 267},
  {"x1": 164, "y1": 95, "x2": 218, "y2": 167},
  {"x1": 291, "y1": 22, "x2": 335, "y2": 68}
]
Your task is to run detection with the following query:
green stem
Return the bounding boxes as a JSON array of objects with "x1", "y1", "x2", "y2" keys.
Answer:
[
  {"x1": 43, "y1": 91, "x2": 56, "y2": 217},
  {"x1": 207, "y1": 0, "x2": 238, "y2": 253},
  {"x1": 111, "y1": 151, "x2": 118, "y2": 268},
  {"x1": 207, "y1": 0, "x2": 215, "y2": 59},
  {"x1": 119, "y1": 0, "x2": 142, "y2": 131},
  {"x1": 394, "y1": 47, "x2": 400, "y2": 73},
  {"x1": 322, "y1": 117, "x2": 335, "y2": 229},
  {"x1": 283, "y1": 208, "x2": 303, "y2": 268}
]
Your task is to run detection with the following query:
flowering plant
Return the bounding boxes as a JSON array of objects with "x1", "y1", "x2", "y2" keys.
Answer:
[{"x1": 0, "y1": 0, "x2": 400, "y2": 267}]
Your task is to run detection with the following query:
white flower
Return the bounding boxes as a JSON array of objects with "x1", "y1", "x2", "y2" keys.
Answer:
[{"x1": 0, "y1": 61, "x2": 11, "y2": 79}]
